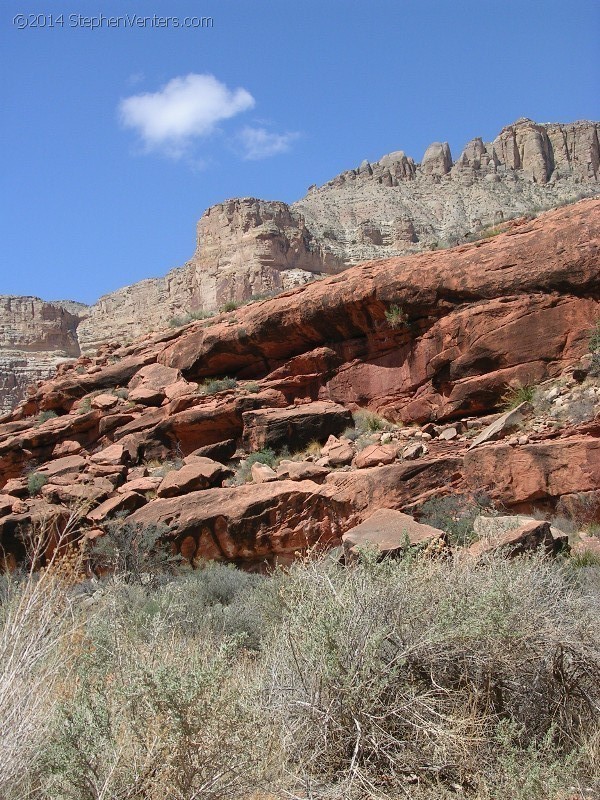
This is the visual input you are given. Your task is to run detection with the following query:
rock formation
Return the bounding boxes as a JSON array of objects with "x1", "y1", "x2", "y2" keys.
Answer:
[
  {"x1": 0, "y1": 296, "x2": 85, "y2": 414},
  {"x1": 2, "y1": 119, "x2": 598, "y2": 412},
  {"x1": 0, "y1": 200, "x2": 598, "y2": 568}
]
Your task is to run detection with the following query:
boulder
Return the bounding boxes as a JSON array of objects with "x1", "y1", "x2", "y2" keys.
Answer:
[
  {"x1": 118, "y1": 477, "x2": 162, "y2": 495},
  {"x1": 129, "y1": 480, "x2": 356, "y2": 565},
  {"x1": 242, "y1": 401, "x2": 352, "y2": 453},
  {"x1": 164, "y1": 380, "x2": 198, "y2": 400},
  {"x1": 128, "y1": 385, "x2": 165, "y2": 406},
  {"x1": 473, "y1": 514, "x2": 569, "y2": 553},
  {"x1": 342, "y1": 509, "x2": 447, "y2": 559},
  {"x1": 251, "y1": 462, "x2": 278, "y2": 483},
  {"x1": 128, "y1": 363, "x2": 181, "y2": 391},
  {"x1": 35, "y1": 455, "x2": 86, "y2": 479},
  {"x1": 276, "y1": 461, "x2": 330, "y2": 482},
  {"x1": 91, "y1": 393, "x2": 119, "y2": 411},
  {"x1": 468, "y1": 519, "x2": 555, "y2": 558},
  {"x1": 184, "y1": 439, "x2": 237, "y2": 464},
  {"x1": 402, "y1": 442, "x2": 426, "y2": 460},
  {"x1": 87, "y1": 491, "x2": 147, "y2": 523},
  {"x1": 156, "y1": 459, "x2": 232, "y2": 498},
  {"x1": 89, "y1": 444, "x2": 127, "y2": 466},
  {"x1": 0, "y1": 494, "x2": 14, "y2": 517},
  {"x1": 354, "y1": 444, "x2": 398, "y2": 469},
  {"x1": 321, "y1": 435, "x2": 355, "y2": 467},
  {"x1": 468, "y1": 402, "x2": 531, "y2": 449}
]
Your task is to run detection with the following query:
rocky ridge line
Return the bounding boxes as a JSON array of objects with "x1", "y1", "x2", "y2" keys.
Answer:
[{"x1": 2, "y1": 118, "x2": 598, "y2": 411}]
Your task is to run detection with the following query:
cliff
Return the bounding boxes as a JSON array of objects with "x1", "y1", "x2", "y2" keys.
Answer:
[{"x1": 2, "y1": 118, "x2": 598, "y2": 411}]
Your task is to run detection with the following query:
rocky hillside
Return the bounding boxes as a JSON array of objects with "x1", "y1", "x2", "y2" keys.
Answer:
[
  {"x1": 0, "y1": 296, "x2": 85, "y2": 414},
  {"x1": 2, "y1": 118, "x2": 598, "y2": 412},
  {"x1": 1, "y1": 199, "x2": 598, "y2": 568}
]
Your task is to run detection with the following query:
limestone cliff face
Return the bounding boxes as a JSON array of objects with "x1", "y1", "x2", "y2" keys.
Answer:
[
  {"x1": 76, "y1": 198, "x2": 343, "y2": 353},
  {"x1": 294, "y1": 119, "x2": 600, "y2": 264},
  {"x1": 0, "y1": 296, "x2": 83, "y2": 414},
  {"x1": 2, "y1": 118, "x2": 599, "y2": 411}
]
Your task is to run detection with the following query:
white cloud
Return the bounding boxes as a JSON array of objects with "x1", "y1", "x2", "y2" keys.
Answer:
[
  {"x1": 119, "y1": 73, "x2": 255, "y2": 156},
  {"x1": 237, "y1": 126, "x2": 299, "y2": 160}
]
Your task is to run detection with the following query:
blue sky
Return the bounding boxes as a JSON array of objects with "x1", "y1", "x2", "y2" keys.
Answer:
[{"x1": 1, "y1": 0, "x2": 599, "y2": 305}]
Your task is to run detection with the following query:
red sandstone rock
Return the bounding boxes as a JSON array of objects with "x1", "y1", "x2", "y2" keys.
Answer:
[
  {"x1": 117, "y1": 477, "x2": 162, "y2": 494},
  {"x1": 128, "y1": 480, "x2": 356, "y2": 565},
  {"x1": 156, "y1": 459, "x2": 232, "y2": 498},
  {"x1": 342, "y1": 509, "x2": 447, "y2": 559},
  {"x1": 89, "y1": 444, "x2": 127, "y2": 466},
  {"x1": 91, "y1": 394, "x2": 119, "y2": 411},
  {"x1": 468, "y1": 520, "x2": 555, "y2": 558},
  {"x1": 36, "y1": 455, "x2": 86, "y2": 479},
  {"x1": 52, "y1": 440, "x2": 83, "y2": 457},
  {"x1": 164, "y1": 380, "x2": 198, "y2": 400},
  {"x1": 0, "y1": 494, "x2": 13, "y2": 516},
  {"x1": 251, "y1": 462, "x2": 278, "y2": 483},
  {"x1": 321, "y1": 435, "x2": 355, "y2": 466},
  {"x1": 87, "y1": 491, "x2": 147, "y2": 523},
  {"x1": 242, "y1": 401, "x2": 353, "y2": 452},
  {"x1": 276, "y1": 461, "x2": 330, "y2": 482},
  {"x1": 128, "y1": 385, "x2": 165, "y2": 406},
  {"x1": 353, "y1": 443, "x2": 398, "y2": 469},
  {"x1": 128, "y1": 363, "x2": 181, "y2": 391},
  {"x1": 464, "y1": 436, "x2": 600, "y2": 506},
  {"x1": 184, "y1": 439, "x2": 237, "y2": 464}
]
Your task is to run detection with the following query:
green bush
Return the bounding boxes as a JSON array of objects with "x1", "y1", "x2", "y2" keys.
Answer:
[
  {"x1": 27, "y1": 472, "x2": 48, "y2": 497},
  {"x1": 169, "y1": 309, "x2": 213, "y2": 327},
  {"x1": 234, "y1": 448, "x2": 277, "y2": 484},
  {"x1": 36, "y1": 410, "x2": 58, "y2": 425},
  {"x1": 502, "y1": 383, "x2": 536, "y2": 410},
  {"x1": 88, "y1": 520, "x2": 175, "y2": 584},
  {"x1": 384, "y1": 303, "x2": 409, "y2": 328},
  {"x1": 418, "y1": 492, "x2": 495, "y2": 546},
  {"x1": 352, "y1": 408, "x2": 390, "y2": 434},
  {"x1": 201, "y1": 376, "x2": 238, "y2": 395},
  {"x1": 219, "y1": 300, "x2": 239, "y2": 313}
]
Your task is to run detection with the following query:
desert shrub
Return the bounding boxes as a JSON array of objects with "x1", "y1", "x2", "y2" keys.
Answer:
[
  {"x1": 27, "y1": 471, "x2": 48, "y2": 497},
  {"x1": 589, "y1": 319, "x2": 600, "y2": 376},
  {"x1": 264, "y1": 552, "x2": 600, "y2": 797},
  {"x1": 244, "y1": 380, "x2": 260, "y2": 393},
  {"x1": 469, "y1": 225, "x2": 503, "y2": 241},
  {"x1": 353, "y1": 408, "x2": 389, "y2": 434},
  {"x1": 169, "y1": 309, "x2": 213, "y2": 327},
  {"x1": 570, "y1": 549, "x2": 600, "y2": 568},
  {"x1": 0, "y1": 540, "x2": 78, "y2": 800},
  {"x1": 502, "y1": 383, "x2": 536, "y2": 410},
  {"x1": 43, "y1": 604, "x2": 271, "y2": 800},
  {"x1": 36, "y1": 409, "x2": 58, "y2": 425},
  {"x1": 384, "y1": 303, "x2": 409, "y2": 328},
  {"x1": 233, "y1": 448, "x2": 277, "y2": 484},
  {"x1": 418, "y1": 492, "x2": 496, "y2": 546},
  {"x1": 77, "y1": 396, "x2": 92, "y2": 414},
  {"x1": 112, "y1": 387, "x2": 128, "y2": 400},
  {"x1": 87, "y1": 520, "x2": 175, "y2": 584},
  {"x1": 202, "y1": 376, "x2": 238, "y2": 395},
  {"x1": 4, "y1": 550, "x2": 600, "y2": 799},
  {"x1": 219, "y1": 300, "x2": 239, "y2": 313}
]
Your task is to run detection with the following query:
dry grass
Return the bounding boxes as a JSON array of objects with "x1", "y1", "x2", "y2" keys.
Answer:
[{"x1": 1, "y1": 538, "x2": 599, "y2": 799}]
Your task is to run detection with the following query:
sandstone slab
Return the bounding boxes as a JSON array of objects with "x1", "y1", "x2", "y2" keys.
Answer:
[
  {"x1": 342, "y1": 509, "x2": 447, "y2": 559},
  {"x1": 242, "y1": 401, "x2": 352, "y2": 453}
]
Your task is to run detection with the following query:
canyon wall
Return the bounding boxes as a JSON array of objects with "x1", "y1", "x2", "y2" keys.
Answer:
[
  {"x1": 2, "y1": 118, "x2": 598, "y2": 411},
  {"x1": 0, "y1": 296, "x2": 83, "y2": 414}
]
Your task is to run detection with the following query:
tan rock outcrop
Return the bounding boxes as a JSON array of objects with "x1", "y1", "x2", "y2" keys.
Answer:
[{"x1": 0, "y1": 296, "x2": 84, "y2": 413}]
